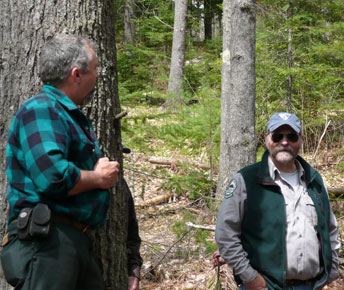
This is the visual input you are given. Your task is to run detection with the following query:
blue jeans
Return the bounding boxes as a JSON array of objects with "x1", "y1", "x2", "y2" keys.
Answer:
[{"x1": 240, "y1": 285, "x2": 313, "y2": 290}]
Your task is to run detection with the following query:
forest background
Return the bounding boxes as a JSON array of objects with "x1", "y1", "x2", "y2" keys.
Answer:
[
  {"x1": 0, "y1": 0, "x2": 342, "y2": 289},
  {"x1": 114, "y1": 0, "x2": 344, "y2": 289}
]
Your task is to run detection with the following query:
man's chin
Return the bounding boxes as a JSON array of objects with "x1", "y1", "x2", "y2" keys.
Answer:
[{"x1": 275, "y1": 151, "x2": 294, "y2": 163}]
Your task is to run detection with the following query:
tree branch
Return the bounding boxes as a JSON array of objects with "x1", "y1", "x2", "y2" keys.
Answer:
[{"x1": 186, "y1": 222, "x2": 215, "y2": 232}]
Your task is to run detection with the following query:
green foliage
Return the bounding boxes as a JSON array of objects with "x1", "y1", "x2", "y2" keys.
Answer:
[
  {"x1": 337, "y1": 161, "x2": 344, "y2": 173},
  {"x1": 184, "y1": 39, "x2": 222, "y2": 94},
  {"x1": 118, "y1": 0, "x2": 344, "y2": 210},
  {"x1": 121, "y1": 89, "x2": 221, "y2": 158},
  {"x1": 256, "y1": 147, "x2": 266, "y2": 162},
  {"x1": 161, "y1": 170, "x2": 216, "y2": 200},
  {"x1": 256, "y1": 0, "x2": 344, "y2": 150}
]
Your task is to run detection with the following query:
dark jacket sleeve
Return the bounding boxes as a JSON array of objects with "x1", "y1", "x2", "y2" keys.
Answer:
[{"x1": 124, "y1": 180, "x2": 143, "y2": 279}]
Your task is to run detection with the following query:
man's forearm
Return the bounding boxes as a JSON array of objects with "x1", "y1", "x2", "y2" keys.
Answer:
[
  {"x1": 68, "y1": 157, "x2": 120, "y2": 196},
  {"x1": 68, "y1": 170, "x2": 101, "y2": 196}
]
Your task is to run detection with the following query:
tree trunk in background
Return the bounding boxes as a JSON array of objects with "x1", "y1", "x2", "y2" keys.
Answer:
[
  {"x1": 216, "y1": 0, "x2": 256, "y2": 201},
  {"x1": 204, "y1": 0, "x2": 212, "y2": 40},
  {"x1": 167, "y1": 0, "x2": 188, "y2": 100},
  {"x1": 124, "y1": 0, "x2": 136, "y2": 45},
  {"x1": 0, "y1": 1, "x2": 127, "y2": 289},
  {"x1": 286, "y1": 0, "x2": 294, "y2": 113}
]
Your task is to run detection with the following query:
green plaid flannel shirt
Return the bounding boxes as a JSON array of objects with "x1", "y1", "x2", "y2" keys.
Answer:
[{"x1": 6, "y1": 85, "x2": 110, "y2": 228}]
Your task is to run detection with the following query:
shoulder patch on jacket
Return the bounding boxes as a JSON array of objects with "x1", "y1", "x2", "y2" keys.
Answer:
[{"x1": 224, "y1": 179, "x2": 237, "y2": 199}]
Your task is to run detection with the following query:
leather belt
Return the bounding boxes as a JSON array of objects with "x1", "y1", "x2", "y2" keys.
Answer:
[
  {"x1": 286, "y1": 279, "x2": 314, "y2": 286},
  {"x1": 11, "y1": 215, "x2": 92, "y2": 237},
  {"x1": 52, "y1": 215, "x2": 92, "y2": 236}
]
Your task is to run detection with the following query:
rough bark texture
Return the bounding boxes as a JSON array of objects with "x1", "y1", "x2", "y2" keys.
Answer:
[
  {"x1": 286, "y1": 0, "x2": 294, "y2": 113},
  {"x1": 167, "y1": 0, "x2": 188, "y2": 99},
  {"x1": 0, "y1": 1, "x2": 127, "y2": 289},
  {"x1": 204, "y1": 0, "x2": 213, "y2": 40},
  {"x1": 124, "y1": 0, "x2": 136, "y2": 45},
  {"x1": 216, "y1": 0, "x2": 257, "y2": 201}
]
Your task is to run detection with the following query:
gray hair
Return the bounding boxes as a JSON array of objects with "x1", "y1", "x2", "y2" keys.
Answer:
[{"x1": 39, "y1": 34, "x2": 95, "y2": 86}]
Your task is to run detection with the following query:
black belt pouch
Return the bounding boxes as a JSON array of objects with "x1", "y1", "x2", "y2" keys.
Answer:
[
  {"x1": 29, "y1": 203, "x2": 51, "y2": 238},
  {"x1": 17, "y1": 208, "x2": 33, "y2": 240}
]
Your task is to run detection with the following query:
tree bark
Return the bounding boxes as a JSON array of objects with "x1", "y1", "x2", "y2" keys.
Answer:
[
  {"x1": 216, "y1": 0, "x2": 256, "y2": 201},
  {"x1": 167, "y1": 0, "x2": 188, "y2": 100},
  {"x1": 204, "y1": 0, "x2": 213, "y2": 41},
  {"x1": 124, "y1": 0, "x2": 136, "y2": 45},
  {"x1": 0, "y1": 1, "x2": 127, "y2": 289},
  {"x1": 286, "y1": 0, "x2": 293, "y2": 113}
]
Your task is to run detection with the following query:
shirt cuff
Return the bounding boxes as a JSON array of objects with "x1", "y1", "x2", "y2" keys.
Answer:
[
  {"x1": 239, "y1": 267, "x2": 259, "y2": 284},
  {"x1": 128, "y1": 265, "x2": 141, "y2": 280},
  {"x1": 328, "y1": 269, "x2": 339, "y2": 284}
]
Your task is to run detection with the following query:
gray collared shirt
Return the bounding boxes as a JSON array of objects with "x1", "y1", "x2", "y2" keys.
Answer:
[
  {"x1": 215, "y1": 157, "x2": 340, "y2": 284},
  {"x1": 269, "y1": 158, "x2": 322, "y2": 280}
]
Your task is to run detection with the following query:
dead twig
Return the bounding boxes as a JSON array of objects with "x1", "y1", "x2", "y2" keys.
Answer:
[
  {"x1": 142, "y1": 227, "x2": 193, "y2": 278},
  {"x1": 312, "y1": 113, "x2": 331, "y2": 165}
]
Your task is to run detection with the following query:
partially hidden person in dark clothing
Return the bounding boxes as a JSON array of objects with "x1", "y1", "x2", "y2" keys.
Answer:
[
  {"x1": 0, "y1": 33, "x2": 142, "y2": 290},
  {"x1": 125, "y1": 179, "x2": 143, "y2": 290},
  {"x1": 215, "y1": 112, "x2": 340, "y2": 290}
]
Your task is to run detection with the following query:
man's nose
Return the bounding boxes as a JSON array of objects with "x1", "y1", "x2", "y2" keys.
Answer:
[{"x1": 280, "y1": 136, "x2": 289, "y2": 145}]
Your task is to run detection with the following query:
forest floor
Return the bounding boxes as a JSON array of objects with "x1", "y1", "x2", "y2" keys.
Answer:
[{"x1": 123, "y1": 149, "x2": 344, "y2": 290}]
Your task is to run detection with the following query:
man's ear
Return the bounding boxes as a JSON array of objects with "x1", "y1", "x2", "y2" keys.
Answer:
[
  {"x1": 70, "y1": 67, "x2": 81, "y2": 83},
  {"x1": 264, "y1": 132, "x2": 269, "y2": 149}
]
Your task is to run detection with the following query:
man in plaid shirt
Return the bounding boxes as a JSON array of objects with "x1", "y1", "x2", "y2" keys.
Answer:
[{"x1": 1, "y1": 34, "x2": 121, "y2": 290}]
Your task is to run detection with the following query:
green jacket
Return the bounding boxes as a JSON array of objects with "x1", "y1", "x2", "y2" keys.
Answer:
[{"x1": 238, "y1": 151, "x2": 332, "y2": 290}]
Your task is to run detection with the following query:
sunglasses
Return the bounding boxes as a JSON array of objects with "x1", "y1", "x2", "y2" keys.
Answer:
[{"x1": 271, "y1": 132, "x2": 299, "y2": 143}]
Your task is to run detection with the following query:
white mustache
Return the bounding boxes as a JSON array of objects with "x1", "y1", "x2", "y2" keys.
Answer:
[{"x1": 275, "y1": 145, "x2": 293, "y2": 153}]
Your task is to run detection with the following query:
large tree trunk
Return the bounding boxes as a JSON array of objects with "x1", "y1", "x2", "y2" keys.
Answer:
[
  {"x1": 286, "y1": 0, "x2": 294, "y2": 113},
  {"x1": 0, "y1": 1, "x2": 127, "y2": 289},
  {"x1": 167, "y1": 0, "x2": 188, "y2": 100},
  {"x1": 216, "y1": 0, "x2": 256, "y2": 201},
  {"x1": 124, "y1": 0, "x2": 136, "y2": 45},
  {"x1": 204, "y1": 0, "x2": 213, "y2": 41}
]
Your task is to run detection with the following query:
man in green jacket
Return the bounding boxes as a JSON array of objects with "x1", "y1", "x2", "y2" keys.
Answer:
[{"x1": 215, "y1": 112, "x2": 340, "y2": 290}]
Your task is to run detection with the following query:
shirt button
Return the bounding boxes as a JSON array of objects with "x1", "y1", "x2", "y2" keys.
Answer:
[
  {"x1": 300, "y1": 253, "x2": 303, "y2": 257},
  {"x1": 299, "y1": 234, "x2": 302, "y2": 238}
]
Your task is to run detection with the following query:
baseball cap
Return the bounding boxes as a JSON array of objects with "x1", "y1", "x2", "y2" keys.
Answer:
[{"x1": 267, "y1": 112, "x2": 301, "y2": 133}]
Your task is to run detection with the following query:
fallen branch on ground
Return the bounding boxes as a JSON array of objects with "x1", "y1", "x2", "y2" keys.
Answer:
[
  {"x1": 328, "y1": 187, "x2": 344, "y2": 196},
  {"x1": 135, "y1": 193, "x2": 172, "y2": 207},
  {"x1": 149, "y1": 156, "x2": 211, "y2": 170},
  {"x1": 186, "y1": 222, "x2": 215, "y2": 232}
]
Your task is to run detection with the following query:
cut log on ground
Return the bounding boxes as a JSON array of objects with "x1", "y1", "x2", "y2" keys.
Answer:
[
  {"x1": 135, "y1": 193, "x2": 172, "y2": 207},
  {"x1": 328, "y1": 187, "x2": 344, "y2": 196}
]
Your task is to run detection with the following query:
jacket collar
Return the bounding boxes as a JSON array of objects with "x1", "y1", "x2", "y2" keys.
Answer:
[
  {"x1": 41, "y1": 84, "x2": 80, "y2": 111},
  {"x1": 257, "y1": 150, "x2": 318, "y2": 186}
]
